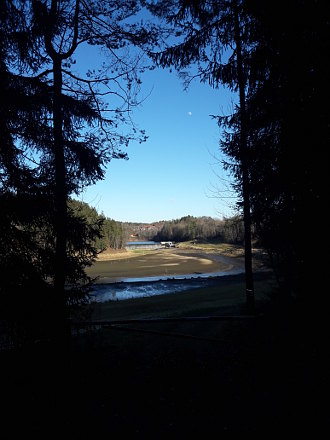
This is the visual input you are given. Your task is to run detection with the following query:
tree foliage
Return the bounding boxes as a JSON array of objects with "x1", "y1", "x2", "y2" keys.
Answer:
[
  {"x1": 69, "y1": 199, "x2": 125, "y2": 250},
  {"x1": 148, "y1": 0, "x2": 256, "y2": 306},
  {"x1": 154, "y1": 215, "x2": 245, "y2": 244},
  {"x1": 67, "y1": 202, "x2": 247, "y2": 248},
  {"x1": 149, "y1": 0, "x2": 328, "y2": 302},
  {"x1": 0, "y1": 0, "x2": 156, "y2": 346},
  {"x1": 218, "y1": 0, "x2": 329, "y2": 299}
]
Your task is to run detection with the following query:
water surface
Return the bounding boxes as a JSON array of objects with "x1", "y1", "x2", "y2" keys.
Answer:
[{"x1": 90, "y1": 268, "x2": 244, "y2": 303}]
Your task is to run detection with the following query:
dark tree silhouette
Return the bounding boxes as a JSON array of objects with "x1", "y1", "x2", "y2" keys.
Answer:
[
  {"x1": 30, "y1": 0, "x2": 156, "y2": 343},
  {"x1": 224, "y1": 0, "x2": 329, "y2": 304},
  {"x1": 149, "y1": 0, "x2": 328, "y2": 308},
  {"x1": 196, "y1": 0, "x2": 329, "y2": 309},
  {"x1": 0, "y1": 0, "x2": 57, "y2": 345},
  {"x1": 0, "y1": 0, "x2": 157, "y2": 347},
  {"x1": 148, "y1": 0, "x2": 257, "y2": 309}
]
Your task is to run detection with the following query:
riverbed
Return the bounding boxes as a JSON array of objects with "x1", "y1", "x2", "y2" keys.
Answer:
[
  {"x1": 86, "y1": 247, "x2": 246, "y2": 302},
  {"x1": 89, "y1": 270, "x2": 245, "y2": 302},
  {"x1": 87, "y1": 249, "x2": 244, "y2": 283}
]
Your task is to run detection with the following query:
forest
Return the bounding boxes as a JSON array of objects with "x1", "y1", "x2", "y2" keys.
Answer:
[
  {"x1": 1, "y1": 1, "x2": 327, "y2": 435},
  {"x1": 70, "y1": 199, "x2": 248, "y2": 248},
  {"x1": 0, "y1": 0, "x2": 327, "y2": 352}
]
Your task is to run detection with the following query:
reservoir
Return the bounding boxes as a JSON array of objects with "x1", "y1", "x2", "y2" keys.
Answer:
[
  {"x1": 90, "y1": 269, "x2": 244, "y2": 303},
  {"x1": 90, "y1": 277, "x2": 219, "y2": 302}
]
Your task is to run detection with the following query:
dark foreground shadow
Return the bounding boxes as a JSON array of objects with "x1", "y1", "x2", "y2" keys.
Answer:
[{"x1": 1, "y1": 299, "x2": 324, "y2": 436}]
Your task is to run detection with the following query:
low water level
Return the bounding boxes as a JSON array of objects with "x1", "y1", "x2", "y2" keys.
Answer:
[{"x1": 90, "y1": 269, "x2": 244, "y2": 303}]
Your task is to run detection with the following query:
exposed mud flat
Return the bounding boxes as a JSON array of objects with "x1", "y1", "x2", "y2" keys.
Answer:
[{"x1": 87, "y1": 248, "x2": 242, "y2": 284}]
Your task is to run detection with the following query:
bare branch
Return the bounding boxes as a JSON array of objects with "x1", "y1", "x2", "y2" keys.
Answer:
[{"x1": 61, "y1": 0, "x2": 80, "y2": 60}]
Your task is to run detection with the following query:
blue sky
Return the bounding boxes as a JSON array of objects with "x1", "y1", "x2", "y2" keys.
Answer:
[{"x1": 75, "y1": 50, "x2": 238, "y2": 223}]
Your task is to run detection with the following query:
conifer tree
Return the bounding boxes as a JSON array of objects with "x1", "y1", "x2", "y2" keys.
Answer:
[
  {"x1": 223, "y1": 0, "x2": 329, "y2": 302},
  {"x1": 0, "y1": 0, "x2": 157, "y2": 346},
  {"x1": 148, "y1": 0, "x2": 257, "y2": 308}
]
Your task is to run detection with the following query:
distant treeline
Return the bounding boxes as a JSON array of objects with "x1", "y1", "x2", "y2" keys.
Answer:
[
  {"x1": 153, "y1": 215, "x2": 246, "y2": 244},
  {"x1": 70, "y1": 200, "x2": 125, "y2": 250},
  {"x1": 71, "y1": 201, "x2": 247, "y2": 249}
]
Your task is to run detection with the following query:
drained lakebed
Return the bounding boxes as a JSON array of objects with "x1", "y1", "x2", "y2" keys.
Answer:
[
  {"x1": 87, "y1": 246, "x2": 246, "y2": 302},
  {"x1": 90, "y1": 272, "x2": 245, "y2": 302}
]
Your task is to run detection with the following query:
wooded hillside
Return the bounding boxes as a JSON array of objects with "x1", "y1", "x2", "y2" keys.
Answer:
[{"x1": 71, "y1": 200, "x2": 248, "y2": 249}]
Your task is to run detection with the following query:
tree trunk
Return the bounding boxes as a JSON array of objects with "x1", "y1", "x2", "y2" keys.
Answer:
[
  {"x1": 53, "y1": 57, "x2": 70, "y2": 350},
  {"x1": 233, "y1": 0, "x2": 255, "y2": 311}
]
